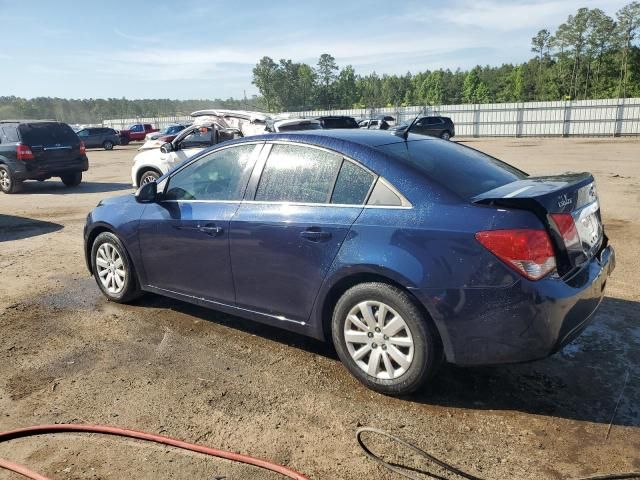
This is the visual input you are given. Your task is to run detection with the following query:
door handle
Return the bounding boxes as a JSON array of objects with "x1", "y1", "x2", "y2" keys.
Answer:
[
  {"x1": 173, "y1": 224, "x2": 223, "y2": 236},
  {"x1": 300, "y1": 229, "x2": 332, "y2": 242},
  {"x1": 198, "y1": 224, "x2": 223, "y2": 236}
]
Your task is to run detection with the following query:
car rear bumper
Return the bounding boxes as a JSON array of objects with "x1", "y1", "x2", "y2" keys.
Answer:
[
  {"x1": 411, "y1": 245, "x2": 615, "y2": 366},
  {"x1": 12, "y1": 156, "x2": 89, "y2": 180}
]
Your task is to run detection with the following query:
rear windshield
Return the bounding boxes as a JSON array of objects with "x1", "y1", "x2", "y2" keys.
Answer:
[
  {"x1": 18, "y1": 123, "x2": 78, "y2": 145},
  {"x1": 380, "y1": 140, "x2": 526, "y2": 200},
  {"x1": 321, "y1": 117, "x2": 359, "y2": 129}
]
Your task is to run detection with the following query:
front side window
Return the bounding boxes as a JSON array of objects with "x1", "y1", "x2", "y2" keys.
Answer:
[
  {"x1": 164, "y1": 144, "x2": 257, "y2": 201},
  {"x1": 129, "y1": 125, "x2": 143, "y2": 132},
  {"x1": 77, "y1": 129, "x2": 89, "y2": 137},
  {"x1": 255, "y1": 144, "x2": 342, "y2": 203}
]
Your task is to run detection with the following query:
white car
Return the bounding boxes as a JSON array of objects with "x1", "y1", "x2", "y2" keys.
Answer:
[{"x1": 131, "y1": 122, "x2": 240, "y2": 187}]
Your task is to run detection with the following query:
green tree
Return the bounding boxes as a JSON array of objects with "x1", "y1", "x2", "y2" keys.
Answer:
[{"x1": 316, "y1": 53, "x2": 339, "y2": 108}]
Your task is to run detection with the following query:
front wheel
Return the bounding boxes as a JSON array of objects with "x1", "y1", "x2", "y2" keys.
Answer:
[
  {"x1": 139, "y1": 169, "x2": 160, "y2": 186},
  {"x1": 103, "y1": 140, "x2": 114, "y2": 150},
  {"x1": 61, "y1": 172, "x2": 82, "y2": 187},
  {"x1": 440, "y1": 131, "x2": 451, "y2": 140},
  {"x1": 332, "y1": 282, "x2": 442, "y2": 395},
  {"x1": 91, "y1": 232, "x2": 142, "y2": 303}
]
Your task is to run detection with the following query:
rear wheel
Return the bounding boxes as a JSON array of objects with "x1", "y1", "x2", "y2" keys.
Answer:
[
  {"x1": 91, "y1": 232, "x2": 142, "y2": 303},
  {"x1": 440, "y1": 131, "x2": 451, "y2": 140},
  {"x1": 61, "y1": 172, "x2": 82, "y2": 187},
  {"x1": 0, "y1": 165, "x2": 22, "y2": 194},
  {"x1": 103, "y1": 140, "x2": 114, "y2": 150},
  {"x1": 331, "y1": 282, "x2": 442, "y2": 395},
  {"x1": 139, "y1": 169, "x2": 160, "y2": 186}
]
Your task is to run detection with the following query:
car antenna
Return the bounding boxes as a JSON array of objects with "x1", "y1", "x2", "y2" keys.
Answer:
[{"x1": 402, "y1": 107, "x2": 425, "y2": 141}]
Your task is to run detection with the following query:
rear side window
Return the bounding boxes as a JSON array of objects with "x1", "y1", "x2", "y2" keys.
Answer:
[
  {"x1": 380, "y1": 140, "x2": 526, "y2": 200},
  {"x1": 1, "y1": 126, "x2": 20, "y2": 143},
  {"x1": 18, "y1": 123, "x2": 78, "y2": 145},
  {"x1": 331, "y1": 160, "x2": 374, "y2": 205},
  {"x1": 255, "y1": 144, "x2": 342, "y2": 203}
]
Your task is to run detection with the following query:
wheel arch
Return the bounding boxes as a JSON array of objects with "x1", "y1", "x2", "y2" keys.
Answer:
[
  {"x1": 316, "y1": 269, "x2": 443, "y2": 352},
  {"x1": 135, "y1": 165, "x2": 163, "y2": 186}
]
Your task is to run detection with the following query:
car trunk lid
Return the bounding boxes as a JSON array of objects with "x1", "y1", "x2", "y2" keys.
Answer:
[{"x1": 473, "y1": 172, "x2": 605, "y2": 276}]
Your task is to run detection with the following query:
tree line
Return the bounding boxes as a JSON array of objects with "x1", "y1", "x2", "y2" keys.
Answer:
[
  {"x1": 252, "y1": 2, "x2": 640, "y2": 111},
  {"x1": 0, "y1": 96, "x2": 254, "y2": 125}
]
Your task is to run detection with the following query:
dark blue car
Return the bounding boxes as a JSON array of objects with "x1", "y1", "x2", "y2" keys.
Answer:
[{"x1": 84, "y1": 130, "x2": 615, "y2": 395}]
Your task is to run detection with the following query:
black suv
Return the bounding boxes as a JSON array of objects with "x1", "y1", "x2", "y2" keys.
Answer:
[
  {"x1": 392, "y1": 116, "x2": 455, "y2": 140},
  {"x1": 76, "y1": 127, "x2": 121, "y2": 150},
  {"x1": 0, "y1": 120, "x2": 89, "y2": 194},
  {"x1": 314, "y1": 116, "x2": 359, "y2": 129}
]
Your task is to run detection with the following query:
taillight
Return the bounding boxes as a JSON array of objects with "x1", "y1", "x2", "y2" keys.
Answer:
[
  {"x1": 79, "y1": 141, "x2": 86, "y2": 155},
  {"x1": 16, "y1": 144, "x2": 34, "y2": 161},
  {"x1": 550, "y1": 213, "x2": 580, "y2": 248},
  {"x1": 475, "y1": 229, "x2": 556, "y2": 281}
]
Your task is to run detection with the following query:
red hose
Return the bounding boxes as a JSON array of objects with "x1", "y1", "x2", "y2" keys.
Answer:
[{"x1": 0, "y1": 424, "x2": 310, "y2": 480}]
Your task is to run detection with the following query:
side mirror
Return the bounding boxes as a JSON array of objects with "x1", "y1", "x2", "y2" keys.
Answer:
[
  {"x1": 160, "y1": 142, "x2": 174, "y2": 154},
  {"x1": 135, "y1": 181, "x2": 157, "y2": 203}
]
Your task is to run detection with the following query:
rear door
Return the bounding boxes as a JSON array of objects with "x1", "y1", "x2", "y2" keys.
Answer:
[
  {"x1": 18, "y1": 122, "x2": 82, "y2": 171},
  {"x1": 138, "y1": 143, "x2": 262, "y2": 303},
  {"x1": 230, "y1": 143, "x2": 375, "y2": 324}
]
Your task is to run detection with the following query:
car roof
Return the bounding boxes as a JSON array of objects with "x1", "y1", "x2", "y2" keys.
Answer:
[{"x1": 241, "y1": 128, "x2": 435, "y2": 148}]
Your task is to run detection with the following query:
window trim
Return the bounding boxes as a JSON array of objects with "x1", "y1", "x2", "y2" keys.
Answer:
[{"x1": 249, "y1": 140, "x2": 412, "y2": 209}]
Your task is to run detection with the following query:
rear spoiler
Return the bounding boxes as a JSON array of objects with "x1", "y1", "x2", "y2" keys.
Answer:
[{"x1": 472, "y1": 172, "x2": 596, "y2": 215}]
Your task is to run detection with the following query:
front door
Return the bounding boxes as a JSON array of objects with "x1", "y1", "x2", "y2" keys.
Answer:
[
  {"x1": 230, "y1": 144, "x2": 374, "y2": 324},
  {"x1": 138, "y1": 143, "x2": 262, "y2": 303}
]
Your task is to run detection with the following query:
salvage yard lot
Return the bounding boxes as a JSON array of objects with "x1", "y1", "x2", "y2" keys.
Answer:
[{"x1": 1, "y1": 138, "x2": 639, "y2": 479}]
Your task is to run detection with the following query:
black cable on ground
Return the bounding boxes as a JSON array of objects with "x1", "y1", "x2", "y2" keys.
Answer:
[{"x1": 356, "y1": 427, "x2": 640, "y2": 480}]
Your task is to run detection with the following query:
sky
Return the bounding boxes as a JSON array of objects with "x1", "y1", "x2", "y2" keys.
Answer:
[{"x1": 0, "y1": 0, "x2": 630, "y2": 100}]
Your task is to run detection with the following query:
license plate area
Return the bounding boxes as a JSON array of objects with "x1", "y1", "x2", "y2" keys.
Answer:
[{"x1": 574, "y1": 201, "x2": 602, "y2": 253}]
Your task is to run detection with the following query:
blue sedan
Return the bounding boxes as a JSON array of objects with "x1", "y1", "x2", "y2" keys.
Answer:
[{"x1": 84, "y1": 130, "x2": 615, "y2": 395}]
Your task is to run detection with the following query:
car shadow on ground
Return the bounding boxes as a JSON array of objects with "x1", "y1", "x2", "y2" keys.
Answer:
[
  {"x1": 0, "y1": 214, "x2": 64, "y2": 242},
  {"x1": 16, "y1": 181, "x2": 131, "y2": 194},
  {"x1": 133, "y1": 294, "x2": 639, "y2": 428}
]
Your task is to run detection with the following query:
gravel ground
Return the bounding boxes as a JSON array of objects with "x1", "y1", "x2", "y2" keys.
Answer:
[{"x1": 0, "y1": 138, "x2": 639, "y2": 479}]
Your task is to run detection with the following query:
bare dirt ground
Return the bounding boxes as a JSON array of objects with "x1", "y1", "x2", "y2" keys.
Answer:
[{"x1": 0, "y1": 138, "x2": 639, "y2": 479}]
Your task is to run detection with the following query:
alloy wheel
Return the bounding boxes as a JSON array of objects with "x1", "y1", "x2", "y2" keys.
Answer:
[
  {"x1": 95, "y1": 243, "x2": 126, "y2": 294},
  {"x1": 0, "y1": 170, "x2": 10, "y2": 190},
  {"x1": 344, "y1": 301, "x2": 415, "y2": 380}
]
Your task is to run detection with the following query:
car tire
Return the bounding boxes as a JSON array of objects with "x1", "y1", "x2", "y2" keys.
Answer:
[
  {"x1": 0, "y1": 165, "x2": 22, "y2": 194},
  {"x1": 103, "y1": 140, "x2": 114, "y2": 150},
  {"x1": 91, "y1": 232, "x2": 142, "y2": 303},
  {"x1": 331, "y1": 282, "x2": 442, "y2": 395},
  {"x1": 440, "y1": 131, "x2": 451, "y2": 140},
  {"x1": 61, "y1": 172, "x2": 82, "y2": 187},
  {"x1": 139, "y1": 169, "x2": 160, "y2": 186}
]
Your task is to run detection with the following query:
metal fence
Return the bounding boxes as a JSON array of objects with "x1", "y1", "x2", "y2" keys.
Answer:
[
  {"x1": 287, "y1": 98, "x2": 640, "y2": 137},
  {"x1": 101, "y1": 98, "x2": 640, "y2": 137},
  {"x1": 102, "y1": 115, "x2": 192, "y2": 131}
]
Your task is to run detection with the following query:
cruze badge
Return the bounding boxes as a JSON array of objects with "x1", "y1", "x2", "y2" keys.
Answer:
[{"x1": 558, "y1": 194, "x2": 572, "y2": 209}]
